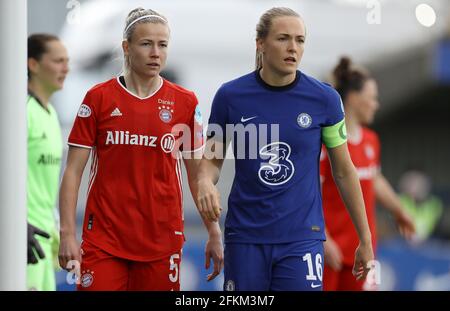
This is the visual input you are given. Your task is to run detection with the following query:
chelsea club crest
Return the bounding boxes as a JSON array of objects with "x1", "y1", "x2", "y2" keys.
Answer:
[{"x1": 297, "y1": 113, "x2": 312, "y2": 128}]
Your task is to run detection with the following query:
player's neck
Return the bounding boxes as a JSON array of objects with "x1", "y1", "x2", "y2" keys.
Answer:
[
  {"x1": 28, "y1": 80, "x2": 51, "y2": 109},
  {"x1": 345, "y1": 113, "x2": 362, "y2": 144},
  {"x1": 124, "y1": 72, "x2": 162, "y2": 98},
  {"x1": 259, "y1": 68, "x2": 296, "y2": 87}
]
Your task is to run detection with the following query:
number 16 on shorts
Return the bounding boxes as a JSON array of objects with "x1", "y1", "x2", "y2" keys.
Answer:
[{"x1": 302, "y1": 252, "x2": 323, "y2": 289}]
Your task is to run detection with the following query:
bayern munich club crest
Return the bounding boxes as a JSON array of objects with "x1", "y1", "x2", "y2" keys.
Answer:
[
  {"x1": 80, "y1": 270, "x2": 94, "y2": 288},
  {"x1": 158, "y1": 105, "x2": 173, "y2": 123}
]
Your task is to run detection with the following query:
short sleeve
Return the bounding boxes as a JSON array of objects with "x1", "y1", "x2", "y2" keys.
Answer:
[
  {"x1": 321, "y1": 88, "x2": 347, "y2": 148},
  {"x1": 325, "y1": 88, "x2": 345, "y2": 126},
  {"x1": 67, "y1": 90, "x2": 98, "y2": 149},
  {"x1": 181, "y1": 93, "x2": 204, "y2": 153},
  {"x1": 207, "y1": 85, "x2": 229, "y2": 142}
]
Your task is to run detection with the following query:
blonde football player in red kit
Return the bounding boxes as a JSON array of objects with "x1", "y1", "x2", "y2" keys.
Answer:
[
  {"x1": 320, "y1": 57, "x2": 415, "y2": 291},
  {"x1": 58, "y1": 8, "x2": 223, "y2": 290}
]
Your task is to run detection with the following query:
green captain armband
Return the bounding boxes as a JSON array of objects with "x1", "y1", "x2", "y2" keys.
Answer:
[{"x1": 321, "y1": 119, "x2": 347, "y2": 148}]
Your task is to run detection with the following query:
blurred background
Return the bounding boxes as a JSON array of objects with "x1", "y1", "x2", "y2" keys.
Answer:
[{"x1": 28, "y1": 0, "x2": 450, "y2": 291}]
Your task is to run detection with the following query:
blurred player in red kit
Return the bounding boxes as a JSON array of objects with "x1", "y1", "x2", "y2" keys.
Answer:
[{"x1": 321, "y1": 57, "x2": 416, "y2": 291}]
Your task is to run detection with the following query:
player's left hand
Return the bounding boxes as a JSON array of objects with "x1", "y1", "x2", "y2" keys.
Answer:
[
  {"x1": 352, "y1": 241, "x2": 374, "y2": 281},
  {"x1": 394, "y1": 209, "x2": 416, "y2": 240},
  {"x1": 205, "y1": 233, "x2": 224, "y2": 282}
]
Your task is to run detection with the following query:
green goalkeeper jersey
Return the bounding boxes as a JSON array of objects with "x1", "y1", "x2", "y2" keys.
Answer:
[{"x1": 27, "y1": 94, "x2": 62, "y2": 233}]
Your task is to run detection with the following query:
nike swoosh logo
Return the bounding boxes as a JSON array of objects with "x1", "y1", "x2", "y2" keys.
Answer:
[
  {"x1": 311, "y1": 283, "x2": 321, "y2": 288},
  {"x1": 241, "y1": 116, "x2": 258, "y2": 123}
]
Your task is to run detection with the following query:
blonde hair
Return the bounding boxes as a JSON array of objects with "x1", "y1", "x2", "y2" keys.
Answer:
[
  {"x1": 255, "y1": 7, "x2": 301, "y2": 70},
  {"x1": 123, "y1": 8, "x2": 169, "y2": 73}
]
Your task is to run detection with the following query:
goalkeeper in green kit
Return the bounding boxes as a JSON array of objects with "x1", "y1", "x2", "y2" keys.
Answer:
[{"x1": 26, "y1": 34, "x2": 69, "y2": 290}]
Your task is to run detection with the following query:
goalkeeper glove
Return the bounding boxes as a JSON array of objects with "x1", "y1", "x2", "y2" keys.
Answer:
[{"x1": 27, "y1": 222, "x2": 50, "y2": 264}]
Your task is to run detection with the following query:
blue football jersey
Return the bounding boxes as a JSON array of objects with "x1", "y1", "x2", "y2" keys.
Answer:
[{"x1": 208, "y1": 70, "x2": 345, "y2": 244}]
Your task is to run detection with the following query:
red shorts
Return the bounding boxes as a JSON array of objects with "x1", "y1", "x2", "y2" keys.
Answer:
[
  {"x1": 323, "y1": 264, "x2": 364, "y2": 291},
  {"x1": 77, "y1": 240, "x2": 182, "y2": 291}
]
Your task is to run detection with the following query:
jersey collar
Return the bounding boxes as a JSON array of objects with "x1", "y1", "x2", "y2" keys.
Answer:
[
  {"x1": 254, "y1": 69, "x2": 301, "y2": 91},
  {"x1": 116, "y1": 76, "x2": 163, "y2": 100},
  {"x1": 27, "y1": 90, "x2": 50, "y2": 114}
]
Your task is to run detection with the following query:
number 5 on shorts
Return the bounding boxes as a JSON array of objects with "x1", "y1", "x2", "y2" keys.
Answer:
[{"x1": 169, "y1": 253, "x2": 180, "y2": 283}]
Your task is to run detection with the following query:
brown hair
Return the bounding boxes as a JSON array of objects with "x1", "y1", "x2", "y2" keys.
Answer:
[
  {"x1": 27, "y1": 33, "x2": 59, "y2": 79},
  {"x1": 332, "y1": 57, "x2": 371, "y2": 102}
]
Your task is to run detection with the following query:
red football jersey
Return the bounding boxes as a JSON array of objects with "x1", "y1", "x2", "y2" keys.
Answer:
[
  {"x1": 68, "y1": 77, "x2": 203, "y2": 261},
  {"x1": 320, "y1": 127, "x2": 380, "y2": 266}
]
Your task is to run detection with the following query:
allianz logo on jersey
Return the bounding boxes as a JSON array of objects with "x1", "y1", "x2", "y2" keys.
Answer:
[
  {"x1": 37, "y1": 154, "x2": 61, "y2": 165},
  {"x1": 105, "y1": 130, "x2": 176, "y2": 153}
]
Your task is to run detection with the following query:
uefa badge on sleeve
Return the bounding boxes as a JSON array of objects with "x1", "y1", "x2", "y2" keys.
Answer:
[{"x1": 194, "y1": 106, "x2": 203, "y2": 125}]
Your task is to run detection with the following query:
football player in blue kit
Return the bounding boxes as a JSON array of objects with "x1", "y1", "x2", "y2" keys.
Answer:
[{"x1": 196, "y1": 7, "x2": 374, "y2": 291}]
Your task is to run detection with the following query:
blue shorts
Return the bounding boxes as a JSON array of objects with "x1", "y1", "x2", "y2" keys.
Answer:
[{"x1": 224, "y1": 240, "x2": 324, "y2": 291}]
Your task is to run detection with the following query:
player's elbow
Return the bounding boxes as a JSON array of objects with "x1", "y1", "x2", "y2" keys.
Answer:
[{"x1": 331, "y1": 161, "x2": 356, "y2": 182}]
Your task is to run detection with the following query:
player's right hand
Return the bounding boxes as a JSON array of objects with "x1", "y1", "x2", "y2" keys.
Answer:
[
  {"x1": 324, "y1": 237, "x2": 343, "y2": 271},
  {"x1": 58, "y1": 234, "x2": 81, "y2": 272},
  {"x1": 394, "y1": 208, "x2": 416, "y2": 240},
  {"x1": 352, "y1": 241, "x2": 374, "y2": 281},
  {"x1": 196, "y1": 178, "x2": 222, "y2": 222}
]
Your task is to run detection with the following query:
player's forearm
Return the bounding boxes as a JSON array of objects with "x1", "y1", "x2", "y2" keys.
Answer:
[
  {"x1": 59, "y1": 169, "x2": 82, "y2": 237},
  {"x1": 333, "y1": 165, "x2": 372, "y2": 244},
  {"x1": 198, "y1": 158, "x2": 223, "y2": 185},
  {"x1": 200, "y1": 214, "x2": 222, "y2": 237},
  {"x1": 375, "y1": 173, "x2": 404, "y2": 217},
  {"x1": 198, "y1": 138, "x2": 227, "y2": 185}
]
